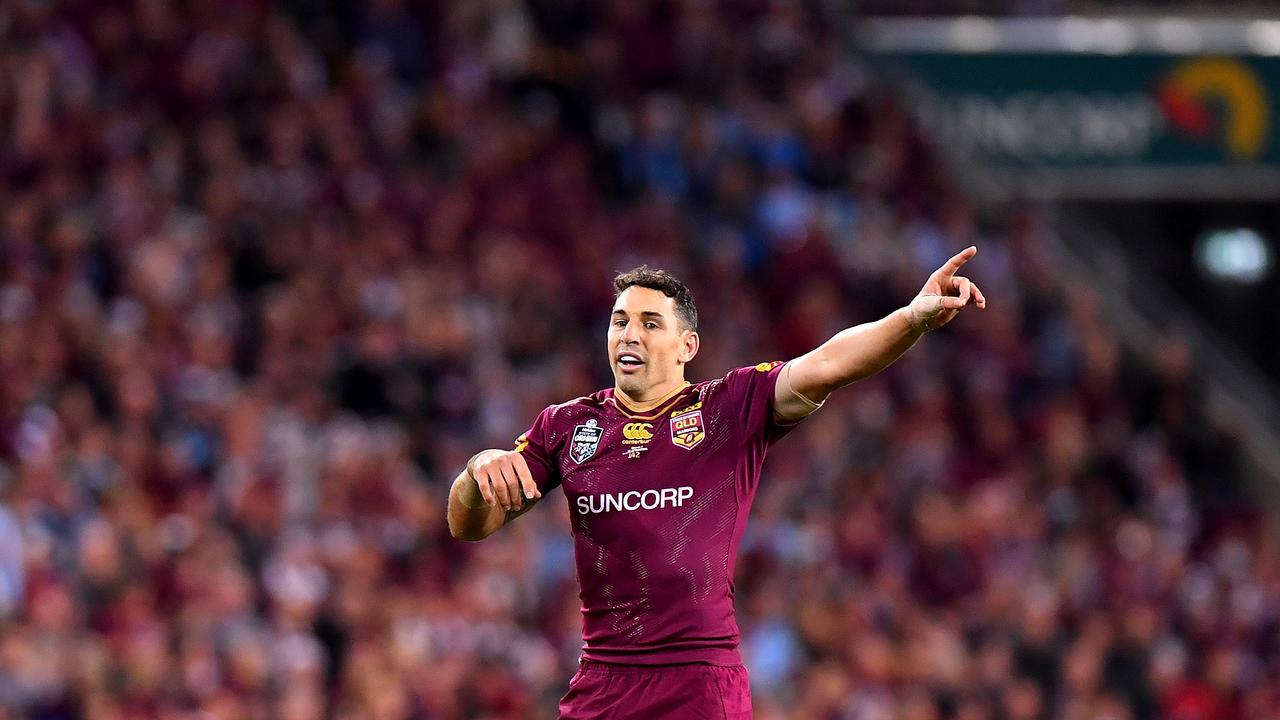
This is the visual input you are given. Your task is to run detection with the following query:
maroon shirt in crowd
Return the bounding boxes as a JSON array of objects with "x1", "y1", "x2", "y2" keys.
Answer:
[{"x1": 516, "y1": 362, "x2": 802, "y2": 665}]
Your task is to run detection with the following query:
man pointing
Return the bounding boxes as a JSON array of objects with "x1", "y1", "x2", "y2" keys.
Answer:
[{"x1": 447, "y1": 248, "x2": 986, "y2": 719}]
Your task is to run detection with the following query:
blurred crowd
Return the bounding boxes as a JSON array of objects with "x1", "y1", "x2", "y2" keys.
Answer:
[
  {"x1": 0, "y1": 1, "x2": 1276, "y2": 719},
  {"x1": 852, "y1": 0, "x2": 1269, "y2": 15}
]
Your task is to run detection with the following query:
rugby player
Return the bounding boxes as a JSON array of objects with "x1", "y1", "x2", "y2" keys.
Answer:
[{"x1": 447, "y1": 247, "x2": 986, "y2": 718}]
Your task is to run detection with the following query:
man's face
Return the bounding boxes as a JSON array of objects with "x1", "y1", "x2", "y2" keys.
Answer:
[{"x1": 608, "y1": 287, "x2": 697, "y2": 398}]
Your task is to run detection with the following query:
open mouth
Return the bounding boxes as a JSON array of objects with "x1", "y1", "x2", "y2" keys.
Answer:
[{"x1": 617, "y1": 352, "x2": 645, "y2": 370}]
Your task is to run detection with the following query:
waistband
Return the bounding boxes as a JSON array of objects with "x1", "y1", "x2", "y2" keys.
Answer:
[{"x1": 577, "y1": 659, "x2": 744, "y2": 672}]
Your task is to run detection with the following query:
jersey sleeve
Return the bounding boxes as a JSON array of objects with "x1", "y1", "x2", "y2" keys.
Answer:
[
  {"x1": 720, "y1": 361, "x2": 801, "y2": 446},
  {"x1": 514, "y1": 405, "x2": 562, "y2": 493}
]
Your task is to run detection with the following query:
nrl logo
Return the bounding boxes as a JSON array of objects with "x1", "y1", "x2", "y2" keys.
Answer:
[{"x1": 570, "y1": 419, "x2": 603, "y2": 464}]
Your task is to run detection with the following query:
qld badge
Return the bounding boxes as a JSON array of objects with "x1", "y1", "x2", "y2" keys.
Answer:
[{"x1": 670, "y1": 406, "x2": 705, "y2": 450}]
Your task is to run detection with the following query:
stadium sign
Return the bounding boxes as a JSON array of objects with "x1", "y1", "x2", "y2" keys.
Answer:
[
  {"x1": 888, "y1": 55, "x2": 1275, "y2": 166},
  {"x1": 858, "y1": 18, "x2": 1280, "y2": 197}
]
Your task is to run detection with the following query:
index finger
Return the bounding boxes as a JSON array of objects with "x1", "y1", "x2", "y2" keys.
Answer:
[
  {"x1": 934, "y1": 246, "x2": 977, "y2": 280},
  {"x1": 511, "y1": 452, "x2": 541, "y2": 500}
]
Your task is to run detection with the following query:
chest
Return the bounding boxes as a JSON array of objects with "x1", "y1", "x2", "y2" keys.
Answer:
[{"x1": 556, "y1": 401, "x2": 733, "y2": 494}]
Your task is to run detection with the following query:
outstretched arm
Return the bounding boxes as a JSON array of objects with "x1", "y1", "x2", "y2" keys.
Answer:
[{"x1": 775, "y1": 246, "x2": 986, "y2": 422}]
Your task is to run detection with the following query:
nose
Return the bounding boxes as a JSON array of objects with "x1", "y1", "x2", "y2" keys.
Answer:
[{"x1": 619, "y1": 319, "x2": 641, "y2": 344}]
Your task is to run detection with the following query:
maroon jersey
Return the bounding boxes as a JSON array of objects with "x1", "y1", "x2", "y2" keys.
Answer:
[{"x1": 515, "y1": 362, "x2": 802, "y2": 665}]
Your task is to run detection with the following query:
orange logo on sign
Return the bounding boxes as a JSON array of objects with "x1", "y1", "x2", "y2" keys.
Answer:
[{"x1": 1158, "y1": 58, "x2": 1268, "y2": 160}]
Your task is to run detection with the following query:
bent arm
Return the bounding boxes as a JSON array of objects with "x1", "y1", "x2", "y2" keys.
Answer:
[
  {"x1": 447, "y1": 466, "x2": 506, "y2": 541},
  {"x1": 775, "y1": 308, "x2": 922, "y2": 422},
  {"x1": 447, "y1": 449, "x2": 543, "y2": 541}
]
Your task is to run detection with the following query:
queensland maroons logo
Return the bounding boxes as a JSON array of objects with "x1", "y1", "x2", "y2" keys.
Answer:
[
  {"x1": 1157, "y1": 58, "x2": 1268, "y2": 160},
  {"x1": 670, "y1": 405, "x2": 705, "y2": 450},
  {"x1": 570, "y1": 419, "x2": 603, "y2": 464}
]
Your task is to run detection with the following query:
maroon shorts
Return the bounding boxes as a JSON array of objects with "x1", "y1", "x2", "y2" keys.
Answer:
[{"x1": 557, "y1": 660, "x2": 751, "y2": 719}]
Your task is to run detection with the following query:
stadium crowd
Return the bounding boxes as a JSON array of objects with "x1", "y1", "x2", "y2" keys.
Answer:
[{"x1": 0, "y1": 1, "x2": 1276, "y2": 719}]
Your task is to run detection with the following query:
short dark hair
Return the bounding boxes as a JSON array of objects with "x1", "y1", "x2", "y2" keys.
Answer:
[{"x1": 613, "y1": 265, "x2": 698, "y2": 332}]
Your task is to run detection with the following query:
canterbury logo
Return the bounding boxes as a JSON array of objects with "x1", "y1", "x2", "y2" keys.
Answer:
[{"x1": 623, "y1": 423, "x2": 654, "y2": 441}]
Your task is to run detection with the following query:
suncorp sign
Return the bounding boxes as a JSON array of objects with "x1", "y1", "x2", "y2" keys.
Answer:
[
  {"x1": 881, "y1": 53, "x2": 1279, "y2": 169},
  {"x1": 916, "y1": 89, "x2": 1164, "y2": 161}
]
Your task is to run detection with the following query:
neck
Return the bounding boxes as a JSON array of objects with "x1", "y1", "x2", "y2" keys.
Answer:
[{"x1": 615, "y1": 377, "x2": 689, "y2": 412}]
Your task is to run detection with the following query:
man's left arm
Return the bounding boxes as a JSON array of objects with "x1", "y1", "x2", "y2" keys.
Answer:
[{"x1": 775, "y1": 246, "x2": 987, "y2": 423}]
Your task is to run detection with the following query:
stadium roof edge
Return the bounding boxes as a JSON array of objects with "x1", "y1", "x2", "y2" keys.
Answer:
[{"x1": 855, "y1": 17, "x2": 1280, "y2": 56}]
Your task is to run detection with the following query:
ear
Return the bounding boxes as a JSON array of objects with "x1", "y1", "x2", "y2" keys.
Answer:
[{"x1": 678, "y1": 331, "x2": 700, "y2": 365}]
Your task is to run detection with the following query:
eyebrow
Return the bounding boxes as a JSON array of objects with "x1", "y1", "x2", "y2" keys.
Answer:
[{"x1": 611, "y1": 310, "x2": 666, "y2": 320}]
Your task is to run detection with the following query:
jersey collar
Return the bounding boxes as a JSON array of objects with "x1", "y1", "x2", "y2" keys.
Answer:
[{"x1": 609, "y1": 382, "x2": 692, "y2": 420}]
